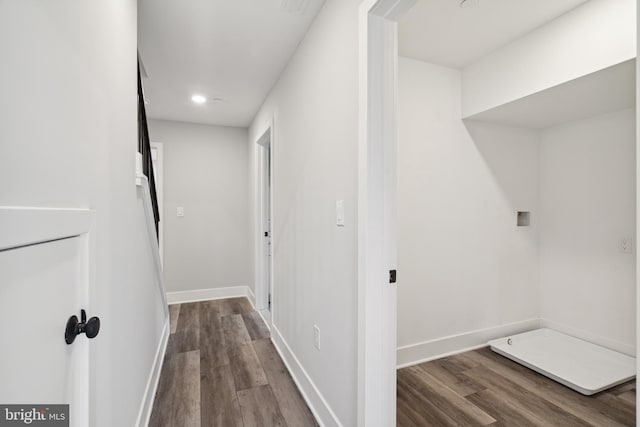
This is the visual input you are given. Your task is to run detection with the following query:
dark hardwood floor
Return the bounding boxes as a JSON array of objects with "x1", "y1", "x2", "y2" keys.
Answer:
[
  {"x1": 149, "y1": 298, "x2": 318, "y2": 427},
  {"x1": 397, "y1": 347, "x2": 636, "y2": 427},
  {"x1": 153, "y1": 301, "x2": 635, "y2": 427}
]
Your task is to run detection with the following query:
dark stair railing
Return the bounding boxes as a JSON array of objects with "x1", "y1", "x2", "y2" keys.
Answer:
[{"x1": 138, "y1": 62, "x2": 160, "y2": 239}]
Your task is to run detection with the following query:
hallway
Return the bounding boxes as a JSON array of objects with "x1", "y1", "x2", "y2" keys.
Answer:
[{"x1": 149, "y1": 298, "x2": 318, "y2": 427}]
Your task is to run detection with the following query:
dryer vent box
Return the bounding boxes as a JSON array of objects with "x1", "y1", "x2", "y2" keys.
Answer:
[{"x1": 517, "y1": 211, "x2": 530, "y2": 227}]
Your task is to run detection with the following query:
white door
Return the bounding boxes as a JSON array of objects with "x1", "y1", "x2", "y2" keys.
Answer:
[{"x1": 0, "y1": 208, "x2": 94, "y2": 427}]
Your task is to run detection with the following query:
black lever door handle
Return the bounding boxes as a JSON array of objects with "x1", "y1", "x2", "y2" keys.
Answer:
[{"x1": 65, "y1": 309, "x2": 100, "y2": 345}]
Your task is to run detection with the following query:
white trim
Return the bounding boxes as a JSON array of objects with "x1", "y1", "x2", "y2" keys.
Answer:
[
  {"x1": 136, "y1": 175, "x2": 169, "y2": 318},
  {"x1": 270, "y1": 325, "x2": 342, "y2": 427},
  {"x1": 150, "y1": 142, "x2": 164, "y2": 269},
  {"x1": 396, "y1": 319, "x2": 540, "y2": 368},
  {"x1": 166, "y1": 286, "x2": 251, "y2": 305},
  {"x1": 636, "y1": 22, "x2": 639, "y2": 424},
  {"x1": 357, "y1": 1, "x2": 415, "y2": 426},
  {"x1": 247, "y1": 286, "x2": 256, "y2": 308},
  {"x1": 135, "y1": 318, "x2": 170, "y2": 427},
  {"x1": 0, "y1": 206, "x2": 93, "y2": 251},
  {"x1": 136, "y1": 152, "x2": 144, "y2": 185},
  {"x1": 268, "y1": 120, "x2": 275, "y2": 324},
  {"x1": 255, "y1": 126, "x2": 269, "y2": 313},
  {"x1": 257, "y1": 310, "x2": 272, "y2": 332},
  {"x1": 245, "y1": 291, "x2": 273, "y2": 332},
  {"x1": 539, "y1": 318, "x2": 636, "y2": 357},
  {"x1": 254, "y1": 120, "x2": 275, "y2": 318}
]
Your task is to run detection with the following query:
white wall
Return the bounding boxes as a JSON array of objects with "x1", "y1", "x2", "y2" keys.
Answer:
[
  {"x1": 148, "y1": 119, "x2": 251, "y2": 294},
  {"x1": 462, "y1": 0, "x2": 636, "y2": 118},
  {"x1": 539, "y1": 109, "x2": 636, "y2": 354},
  {"x1": 399, "y1": 55, "x2": 637, "y2": 363},
  {"x1": 637, "y1": 4, "x2": 639, "y2": 422},
  {"x1": 397, "y1": 57, "x2": 540, "y2": 363},
  {"x1": 0, "y1": 2, "x2": 166, "y2": 426},
  {"x1": 635, "y1": 3, "x2": 640, "y2": 418},
  {"x1": 248, "y1": 0, "x2": 360, "y2": 424}
]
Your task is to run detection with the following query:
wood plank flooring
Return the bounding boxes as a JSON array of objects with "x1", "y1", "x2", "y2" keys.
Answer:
[
  {"x1": 153, "y1": 301, "x2": 635, "y2": 426},
  {"x1": 149, "y1": 298, "x2": 318, "y2": 427},
  {"x1": 397, "y1": 347, "x2": 636, "y2": 427}
]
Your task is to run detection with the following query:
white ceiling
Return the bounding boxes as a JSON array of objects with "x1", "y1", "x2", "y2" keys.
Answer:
[
  {"x1": 399, "y1": 0, "x2": 590, "y2": 69},
  {"x1": 464, "y1": 59, "x2": 636, "y2": 129},
  {"x1": 138, "y1": 0, "x2": 325, "y2": 127}
]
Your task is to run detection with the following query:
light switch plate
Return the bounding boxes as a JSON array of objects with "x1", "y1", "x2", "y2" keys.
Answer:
[
  {"x1": 177, "y1": 207, "x2": 184, "y2": 217},
  {"x1": 336, "y1": 200, "x2": 345, "y2": 227}
]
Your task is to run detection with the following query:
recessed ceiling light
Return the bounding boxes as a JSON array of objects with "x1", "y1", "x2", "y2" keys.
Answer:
[{"x1": 191, "y1": 94, "x2": 207, "y2": 104}]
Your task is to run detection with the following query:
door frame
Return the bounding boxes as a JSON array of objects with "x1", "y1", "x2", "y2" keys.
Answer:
[
  {"x1": 357, "y1": 1, "x2": 415, "y2": 426},
  {"x1": 255, "y1": 122, "x2": 275, "y2": 321}
]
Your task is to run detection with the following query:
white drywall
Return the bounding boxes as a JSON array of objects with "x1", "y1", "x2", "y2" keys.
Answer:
[
  {"x1": 465, "y1": 60, "x2": 636, "y2": 130},
  {"x1": 0, "y1": 1, "x2": 166, "y2": 426},
  {"x1": 539, "y1": 109, "x2": 636, "y2": 354},
  {"x1": 147, "y1": 120, "x2": 251, "y2": 294},
  {"x1": 397, "y1": 57, "x2": 540, "y2": 356},
  {"x1": 462, "y1": 0, "x2": 636, "y2": 118},
  {"x1": 248, "y1": 0, "x2": 360, "y2": 424},
  {"x1": 637, "y1": 3, "x2": 640, "y2": 420}
]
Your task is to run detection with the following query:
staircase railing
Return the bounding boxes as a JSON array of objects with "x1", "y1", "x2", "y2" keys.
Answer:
[{"x1": 137, "y1": 63, "x2": 160, "y2": 238}]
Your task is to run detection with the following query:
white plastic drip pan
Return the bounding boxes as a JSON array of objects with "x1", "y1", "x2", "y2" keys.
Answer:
[{"x1": 489, "y1": 328, "x2": 635, "y2": 395}]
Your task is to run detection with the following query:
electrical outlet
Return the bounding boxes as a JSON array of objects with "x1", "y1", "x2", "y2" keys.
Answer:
[
  {"x1": 313, "y1": 325, "x2": 320, "y2": 350},
  {"x1": 620, "y1": 237, "x2": 633, "y2": 254}
]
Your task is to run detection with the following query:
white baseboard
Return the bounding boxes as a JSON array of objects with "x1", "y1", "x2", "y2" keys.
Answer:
[
  {"x1": 245, "y1": 291, "x2": 273, "y2": 332},
  {"x1": 539, "y1": 318, "x2": 636, "y2": 356},
  {"x1": 136, "y1": 318, "x2": 170, "y2": 427},
  {"x1": 247, "y1": 287, "x2": 256, "y2": 308},
  {"x1": 397, "y1": 318, "x2": 540, "y2": 368},
  {"x1": 166, "y1": 286, "x2": 250, "y2": 305},
  {"x1": 270, "y1": 325, "x2": 343, "y2": 427}
]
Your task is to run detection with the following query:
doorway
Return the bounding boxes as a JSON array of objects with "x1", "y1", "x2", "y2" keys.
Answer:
[
  {"x1": 358, "y1": 1, "x2": 416, "y2": 425},
  {"x1": 256, "y1": 127, "x2": 273, "y2": 325},
  {"x1": 360, "y1": 0, "x2": 638, "y2": 426}
]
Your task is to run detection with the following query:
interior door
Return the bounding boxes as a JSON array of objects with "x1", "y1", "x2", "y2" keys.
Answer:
[{"x1": 0, "y1": 209, "x2": 93, "y2": 427}]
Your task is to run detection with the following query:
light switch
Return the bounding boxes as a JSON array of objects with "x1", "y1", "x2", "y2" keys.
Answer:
[
  {"x1": 177, "y1": 207, "x2": 184, "y2": 217},
  {"x1": 336, "y1": 200, "x2": 345, "y2": 227}
]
